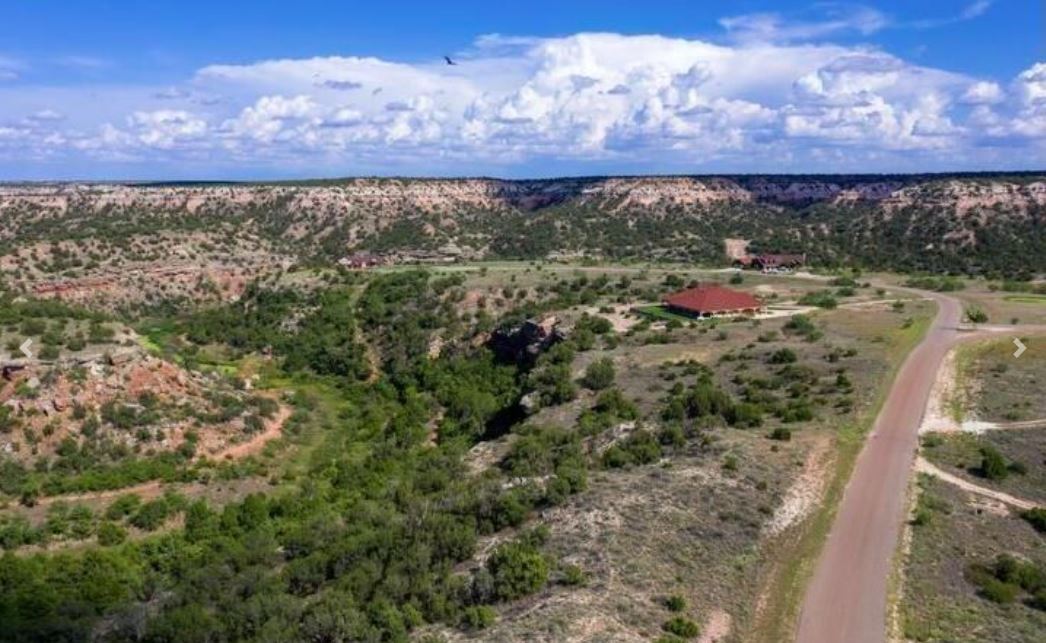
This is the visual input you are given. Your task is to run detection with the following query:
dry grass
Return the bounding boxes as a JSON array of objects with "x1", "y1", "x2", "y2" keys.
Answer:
[{"x1": 900, "y1": 475, "x2": 1046, "y2": 643}]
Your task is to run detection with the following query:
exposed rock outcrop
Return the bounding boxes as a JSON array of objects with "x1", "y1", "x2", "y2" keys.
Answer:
[{"x1": 488, "y1": 316, "x2": 565, "y2": 367}]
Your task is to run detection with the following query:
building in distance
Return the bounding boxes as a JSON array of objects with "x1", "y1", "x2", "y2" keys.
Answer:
[{"x1": 663, "y1": 284, "x2": 763, "y2": 318}]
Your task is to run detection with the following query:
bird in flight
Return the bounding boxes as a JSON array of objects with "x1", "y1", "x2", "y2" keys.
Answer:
[{"x1": 443, "y1": 55, "x2": 458, "y2": 66}]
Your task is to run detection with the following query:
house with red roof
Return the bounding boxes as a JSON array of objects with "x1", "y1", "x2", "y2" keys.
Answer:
[
  {"x1": 733, "y1": 253, "x2": 806, "y2": 273},
  {"x1": 663, "y1": 284, "x2": 763, "y2": 318}
]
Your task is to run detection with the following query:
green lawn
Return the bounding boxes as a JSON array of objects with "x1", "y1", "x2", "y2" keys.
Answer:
[
  {"x1": 1003, "y1": 294, "x2": 1046, "y2": 304},
  {"x1": 634, "y1": 305, "x2": 699, "y2": 323}
]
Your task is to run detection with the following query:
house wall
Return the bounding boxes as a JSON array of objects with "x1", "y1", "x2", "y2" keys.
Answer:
[{"x1": 667, "y1": 305, "x2": 762, "y2": 319}]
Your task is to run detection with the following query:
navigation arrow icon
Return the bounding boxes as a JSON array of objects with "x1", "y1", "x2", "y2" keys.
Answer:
[
  {"x1": 19, "y1": 339, "x2": 33, "y2": 359},
  {"x1": 1013, "y1": 338, "x2": 1027, "y2": 359}
]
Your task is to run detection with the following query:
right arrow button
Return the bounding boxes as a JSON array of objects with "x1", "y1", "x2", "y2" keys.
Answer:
[{"x1": 1013, "y1": 337, "x2": 1027, "y2": 359}]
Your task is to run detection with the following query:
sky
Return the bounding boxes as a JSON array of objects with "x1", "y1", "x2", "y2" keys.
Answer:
[{"x1": 1, "y1": 0, "x2": 1043, "y2": 179}]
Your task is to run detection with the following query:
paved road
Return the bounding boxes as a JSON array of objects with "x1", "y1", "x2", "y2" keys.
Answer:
[{"x1": 796, "y1": 290, "x2": 964, "y2": 643}]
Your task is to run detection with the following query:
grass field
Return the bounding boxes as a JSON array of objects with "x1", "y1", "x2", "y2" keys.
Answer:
[
  {"x1": 1003, "y1": 294, "x2": 1046, "y2": 304},
  {"x1": 922, "y1": 429, "x2": 1046, "y2": 505},
  {"x1": 633, "y1": 304, "x2": 699, "y2": 324},
  {"x1": 902, "y1": 325, "x2": 1046, "y2": 641},
  {"x1": 952, "y1": 337, "x2": 1046, "y2": 422},
  {"x1": 901, "y1": 475, "x2": 1046, "y2": 642}
]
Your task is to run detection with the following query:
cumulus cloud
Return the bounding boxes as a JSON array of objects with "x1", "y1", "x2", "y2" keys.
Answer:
[
  {"x1": 0, "y1": 31, "x2": 1042, "y2": 174},
  {"x1": 1009, "y1": 63, "x2": 1046, "y2": 138},
  {"x1": 129, "y1": 110, "x2": 207, "y2": 149},
  {"x1": 961, "y1": 81, "x2": 1004, "y2": 105},
  {"x1": 221, "y1": 95, "x2": 315, "y2": 143}
]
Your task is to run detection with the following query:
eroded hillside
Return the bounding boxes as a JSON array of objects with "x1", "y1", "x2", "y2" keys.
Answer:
[{"x1": 1, "y1": 174, "x2": 1044, "y2": 307}]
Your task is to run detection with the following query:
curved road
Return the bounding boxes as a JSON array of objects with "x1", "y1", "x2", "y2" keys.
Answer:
[{"x1": 796, "y1": 290, "x2": 964, "y2": 643}]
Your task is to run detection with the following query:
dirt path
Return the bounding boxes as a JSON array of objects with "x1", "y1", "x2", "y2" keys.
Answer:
[
  {"x1": 915, "y1": 457, "x2": 1040, "y2": 510},
  {"x1": 950, "y1": 416, "x2": 1046, "y2": 433},
  {"x1": 797, "y1": 292, "x2": 1046, "y2": 643},
  {"x1": 917, "y1": 346, "x2": 961, "y2": 434},
  {"x1": 697, "y1": 609, "x2": 732, "y2": 643},
  {"x1": 34, "y1": 480, "x2": 166, "y2": 509},
  {"x1": 204, "y1": 404, "x2": 291, "y2": 461},
  {"x1": 764, "y1": 435, "x2": 832, "y2": 537}
]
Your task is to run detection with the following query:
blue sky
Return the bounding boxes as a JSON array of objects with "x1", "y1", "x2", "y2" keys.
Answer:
[{"x1": 1, "y1": 1, "x2": 1043, "y2": 178}]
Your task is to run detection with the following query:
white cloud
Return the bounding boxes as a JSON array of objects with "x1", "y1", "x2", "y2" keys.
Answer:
[
  {"x1": 720, "y1": 6, "x2": 888, "y2": 43},
  {"x1": 154, "y1": 87, "x2": 192, "y2": 100},
  {"x1": 909, "y1": 0, "x2": 995, "y2": 29},
  {"x1": 961, "y1": 81, "x2": 1004, "y2": 105},
  {"x1": 0, "y1": 32, "x2": 1042, "y2": 174},
  {"x1": 0, "y1": 55, "x2": 22, "y2": 81},
  {"x1": 25, "y1": 109, "x2": 65, "y2": 123},
  {"x1": 961, "y1": 1, "x2": 994, "y2": 20},
  {"x1": 317, "y1": 79, "x2": 363, "y2": 91},
  {"x1": 221, "y1": 95, "x2": 315, "y2": 144},
  {"x1": 1010, "y1": 63, "x2": 1046, "y2": 138},
  {"x1": 1016, "y1": 63, "x2": 1046, "y2": 107},
  {"x1": 129, "y1": 110, "x2": 208, "y2": 149},
  {"x1": 720, "y1": 1, "x2": 997, "y2": 41}
]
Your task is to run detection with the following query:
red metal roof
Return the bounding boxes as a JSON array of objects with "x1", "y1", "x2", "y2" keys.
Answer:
[{"x1": 663, "y1": 284, "x2": 762, "y2": 314}]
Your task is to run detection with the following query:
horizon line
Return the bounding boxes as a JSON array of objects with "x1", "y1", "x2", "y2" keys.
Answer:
[{"x1": 2, "y1": 169, "x2": 1045, "y2": 186}]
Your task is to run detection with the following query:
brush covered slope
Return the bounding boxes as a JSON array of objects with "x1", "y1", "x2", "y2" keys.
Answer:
[{"x1": 1, "y1": 174, "x2": 1043, "y2": 307}]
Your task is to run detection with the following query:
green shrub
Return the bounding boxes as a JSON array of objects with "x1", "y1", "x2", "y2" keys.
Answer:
[
  {"x1": 967, "y1": 554, "x2": 1046, "y2": 605},
  {"x1": 96, "y1": 522, "x2": 127, "y2": 546},
  {"x1": 0, "y1": 406, "x2": 19, "y2": 434},
  {"x1": 980, "y1": 578, "x2": 1019, "y2": 604},
  {"x1": 664, "y1": 595, "x2": 686, "y2": 612},
  {"x1": 20, "y1": 319, "x2": 46, "y2": 336},
  {"x1": 1020, "y1": 507, "x2": 1046, "y2": 533},
  {"x1": 560, "y1": 564, "x2": 587, "y2": 587},
  {"x1": 798, "y1": 291, "x2": 838, "y2": 309},
  {"x1": 783, "y1": 314, "x2": 821, "y2": 341},
  {"x1": 904, "y1": 276, "x2": 965, "y2": 292},
  {"x1": 659, "y1": 424, "x2": 686, "y2": 447},
  {"x1": 529, "y1": 361, "x2": 577, "y2": 406},
  {"x1": 777, "y1": 400, "x2": 815, "y2": 423},
  {"x1": 602, "y1": 430, "x2": 661, "y2": 468},
  {"x1": 487, "y1": 541, "x2": 549, "y2": 602},
  {"x1": 580, "y1": 358, "x2": 615, "y2": 391},
  {"x1": 726, "y1": 402, "x2": 763, "y2": 428},
  {"x1": 965, "y1": 307, "x2": 989, "y2": 324},
  {"x1": 769, "y1": 348, "x2": 797, "y2": 364},
  {"x1": 910, "y1": 506, "x2": 931, "y2": 527},
  {"x1": 662, "y1": 616, "x2": 700, "y2": 638},
  {"x1": 129, "y1": 499, "x2": 170, "y2": 531},
  {"x1": 460, "y1": 606, "x2": 496, "y2": 630},
  {"x1": 978, "y1": 446, "x2": 1009, "y2": 481}
]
